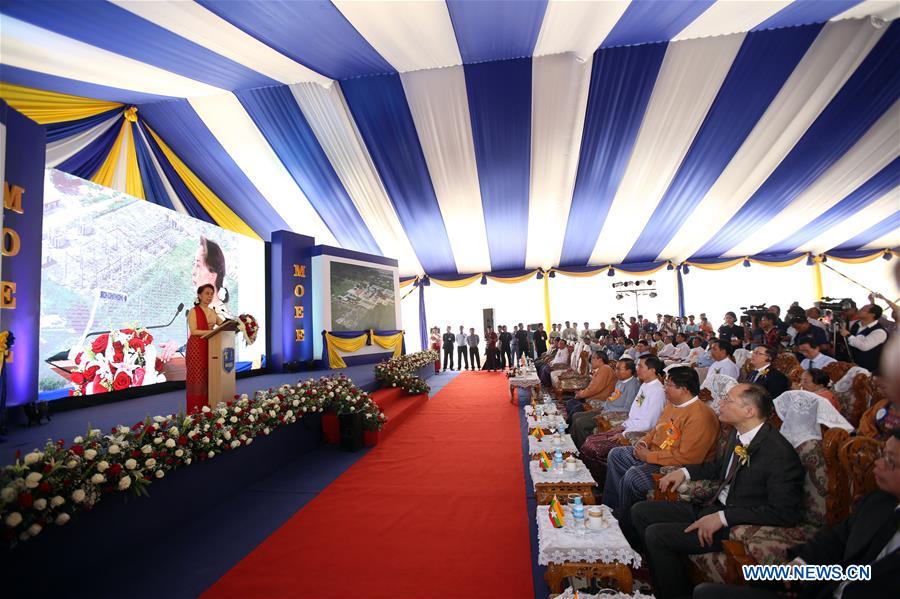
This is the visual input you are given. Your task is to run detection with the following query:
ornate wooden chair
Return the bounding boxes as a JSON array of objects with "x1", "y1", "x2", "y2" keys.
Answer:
[
  {"x1": 652, "y1": 426, "x2": 847, "y2": 585},
  {"x1": 773, "y1": 352, "x2": 803, "y2": 387}
]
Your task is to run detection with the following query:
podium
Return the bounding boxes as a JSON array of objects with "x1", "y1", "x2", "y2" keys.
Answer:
[{"x1": 203, "y1": 319, "x2": 239, "y2": 408}]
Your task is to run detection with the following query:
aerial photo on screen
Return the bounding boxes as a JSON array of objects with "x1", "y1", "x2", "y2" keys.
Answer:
[{"x1": 330, "y1": 262, "x2": 396, "y2": 332}]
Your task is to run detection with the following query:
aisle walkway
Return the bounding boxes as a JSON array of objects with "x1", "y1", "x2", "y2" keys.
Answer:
[{"x1": 203, "y1": 371, "x2": 533, "y2": 598}]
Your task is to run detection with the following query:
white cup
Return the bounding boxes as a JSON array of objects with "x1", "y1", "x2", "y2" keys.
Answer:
[
  {"x1": 565, "y1": 456, "x2": 577, "y2": 471},
  {"x1": 587, "y1": 507, "x2": 605, "y2": 530}
]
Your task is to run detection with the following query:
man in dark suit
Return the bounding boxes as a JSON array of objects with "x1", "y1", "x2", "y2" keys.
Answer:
[
  {"x1": 742, "y1": 346, "x2": 789, "y2": 400},
  {"x1": 499, "y1": 325, "x2": 513, "y2": 369},
  {"x1": 631, "y1": 383, "x2": 805, "y2": 599},
  {"x1": 441, "y1": 326, "x2": 455, "y2": 372},
  {"x1": 694, "y1": 428, "x2": 900, "y2": 599}
]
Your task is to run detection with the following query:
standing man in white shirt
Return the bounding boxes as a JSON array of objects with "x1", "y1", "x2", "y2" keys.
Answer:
[
  {"x1": 840, "y1": 304, "x2": 888, "y2": 375},
  {"x1": 455, "y1": 325, "x2": 468, "y2": 371},
  {"x1": 709, "y1": 339, "x2": 740, "y2": 380}
]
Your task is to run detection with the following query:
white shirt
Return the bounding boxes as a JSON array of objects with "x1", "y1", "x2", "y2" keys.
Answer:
[
  {"x1": 455, "y1": 332, "x2": 467, "y2": 346},
  {"x1": 687, "y1": 347, "x2": 705, "y2": 364},
  {"x1": 623, "y1": 379, "x2": 666, "y2": 434},
  {"x1": 551, "y1": 347, "x2": 570, "y2": 367},
  {"x1": 710, "y1": 358, "x2": 740, "y2": 379},
  {"x1": 673, "y1": 342, "x2": 691, "y2": 361},
  {"x1": 682, "y1": 421, "x2": 765, "y2": 527},
  {"x1": 658, "y1": 343, "x2": 676, "y2": 358},
  {"x1": 847, "y1": 321, "x2": 888, "y2": 352},
  {"x1": 801, "y1": 352, "x2": 836, "y2": 371}
]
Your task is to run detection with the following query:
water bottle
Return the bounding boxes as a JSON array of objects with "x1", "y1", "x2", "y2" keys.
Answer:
[
  {"x1": 572, "y1": 496, "x2": 585, "y2": 534},
  {"x1": 553, "y1": 449, "x2": 564, "y2": 472},
  {"x1": 558, "y1": 418, "x2": 567, "y2": 436}
]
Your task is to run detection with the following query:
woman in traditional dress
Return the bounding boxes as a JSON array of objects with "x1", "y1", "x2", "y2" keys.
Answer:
[
  {"x1": 186, "y1": 284, "x2": 224, "y2": 414},
  {"x1": 483, "y1": 326, "x2": 500, "y2": 371},
  {"x1": 430, "y1": 326, "x2": 442, "y2": 374},
  {"x1": 159, "y1": 236, "x2": 230, "y2": 362}
]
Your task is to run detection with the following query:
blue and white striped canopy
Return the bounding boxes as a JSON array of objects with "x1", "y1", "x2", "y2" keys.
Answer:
[{"x1": 2, "y1": 0, "x2": 898, "y2": 277}]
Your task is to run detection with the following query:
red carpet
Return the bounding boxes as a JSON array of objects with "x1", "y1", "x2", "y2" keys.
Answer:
[{"x1": 203, "y1": 372, "x2": 533, "y2": 599}]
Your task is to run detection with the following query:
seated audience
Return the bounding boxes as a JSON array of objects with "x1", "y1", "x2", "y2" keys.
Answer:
[
  {"x1": 658, "y1": 335, "x2": 677, "y2": 360},
  {"x1": 671, "y1": 333, "x2": 691, "y2": 363},
  {"x1": 693, "y1": 428, "x2": 900, "y2": 599},
  {"x1": 579, "y1": 356, "x2": 667, "y2": 481},
  {"x1": 565, "y1": 351, "x2": 616, "y2": 420},
  {"x1": 741, "y1": 346, "x2": 790, "y2": 400},
  {"x1": 796, "y1": 336, "x2": 836, "y2": 370},
  {"x1": 603, "y1": 367, "x2": 719, "y2": 537},
  {"x1": 632, "y1": 383, "x2": 804, "y2": 599},
  {"x1": 570, "y1": 358, "x2": 641, "y2": 447},
  {"x1": 798, "y1": 367, "x2": 840, "y2": 412},
  {"x1": 635, "y1": 339, "x2": 652, "y2": 359},
  {"x1": 686, "y1": 336, "x2": 706, "y2": 366},
  {"x1": 709, "y1": 339, "x2": 740, "y2": 379}
]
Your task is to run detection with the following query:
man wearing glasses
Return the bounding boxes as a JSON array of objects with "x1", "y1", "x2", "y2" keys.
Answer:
[
  {"x1": 694, "y1": 428, "x2": 900, "y2": 598},
  {"x1": 742, "y1": 346, "x2": 789, "y2": 401}
]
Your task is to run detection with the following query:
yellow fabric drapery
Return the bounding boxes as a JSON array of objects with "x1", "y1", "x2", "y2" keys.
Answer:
[
  {"x1": 813, "y1": 260, "x2": 824, "y2": 301},
  {"x1": 681, "y1": 257, "x2": 744, "y2": 271},
  {"x1": 324, "y1": 332, "x2": 369, "y2": 369},
  {"x1": 399, "y1": 277, "x2": 418, "y2": 289},
  {"x1": 827, "y1": 249, "x2": 897, "y2": 264},
  {"x1": 543, "y1": 274, "x2": 551, "y2": 331},
  {"x1": 0, "y1": 82, "x2": 121, "y2": 124},
  {"x1": 144, "y1": 125, "x2": 260, "y2": 240},
  {"x1": 749, "y1": 255, "x2": 806, "y2": 268},
  {"x1": 486, "y1": 270, "x2": 539, "y2": 284},
  {"x1": 91, "y1": 120, "x2": 127, "y2": 189},
  {"x1": 429, "y1": 273, "x2": 483, "y2": 288},
  {"x1": 550, "y1": 267, "x2": 609, "y2": 278},
  {"x1": 124, "y1": 120, "x2": 145, "y2": 200},
  {"x1": 371, "y1": 329, "x2": 404, "y2": 358}
]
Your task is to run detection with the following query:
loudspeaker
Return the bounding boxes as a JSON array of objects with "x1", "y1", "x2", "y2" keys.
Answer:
[
  {"x1": 482, "y1": 308, "x2": 494, "y2": 333},
  {"x1": 339, "y1": 412, "x2": 363, "y2": 452}
]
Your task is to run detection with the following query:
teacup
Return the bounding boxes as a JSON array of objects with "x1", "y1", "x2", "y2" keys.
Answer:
[
  {"x1": 587, "y1": 507, "x2": 605, "y2": 529},
  {"x1": 564, "y1": 456, "x2": 577, "y2": 471}
]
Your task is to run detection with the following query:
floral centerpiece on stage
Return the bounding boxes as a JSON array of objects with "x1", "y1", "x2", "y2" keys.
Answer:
[
  {"x1": 236, "y1": 313, "x2": 259, "y2": 345},
  {"x1": 0, "y1": 379, "x2": 335, "y2": 548},
  {"x1": 69, "y1": 326, "x2": 165, "y2": 396},
  {"x1": 318, "y1": 374, "x2": 386, "y2": 431},
  {"x1": 374, "y1": 350, "x2": 436, "y2": 395}
]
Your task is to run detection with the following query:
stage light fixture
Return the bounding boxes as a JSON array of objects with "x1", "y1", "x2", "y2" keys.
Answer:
[
  {"x1": 649, "y1": 292, "x2": 657, "y2": 298},
  {"x1": 616, "y1": 293, "x2": 623, "y2": 300},
  {"x1": 647, "y1": 279, "x2": 654, "y2": 285}
]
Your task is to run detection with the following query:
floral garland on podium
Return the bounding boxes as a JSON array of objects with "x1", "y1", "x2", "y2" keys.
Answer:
[
  {"x1": 373, "y1": 350, "x2": 438, "y2": 395},
  {"x1": 0, "y1": 375, "x2": 381, "y2": 548}
]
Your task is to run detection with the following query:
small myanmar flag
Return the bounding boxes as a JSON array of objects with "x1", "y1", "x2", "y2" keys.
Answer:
[
  {"x1": 549, "y1": 495, "x2": 565, "y2": 528},
  {"x1": 538, "y1": 450, "x2": 552, "y2": 471},
  {"x1": 532, "y1": 426, "x2": 544, "y2": 440}
]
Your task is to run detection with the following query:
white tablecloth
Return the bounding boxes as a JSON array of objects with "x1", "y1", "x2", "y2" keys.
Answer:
[
  {"x1": 527, "y1": 414, "x2": 565, "y2": 430},
  {"x1": 529, "y1": 434, "x2": 578, "y2": 456},
  {"x1": 509, "y1": 374, "x2": 541, "y2": 388},
  {"x1": 554, "y1": 588, "x2": 654, "y2": 599},
  {"x1": 530, "y1": 459, "x2": 596, "y2": 485},
  {"x1": 536, "y1": 504, "x2": 641, "y2": 567}
]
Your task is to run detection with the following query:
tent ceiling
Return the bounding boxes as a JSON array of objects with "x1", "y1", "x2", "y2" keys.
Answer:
[{"x1": 1, "y1": 1, "x2": 899, "y2": 277}]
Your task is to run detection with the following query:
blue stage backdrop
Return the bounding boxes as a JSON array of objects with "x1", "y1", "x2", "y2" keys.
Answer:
[
  {"x1": 1, "y1": 100, "x2": 45, "y2": 407},
  {"x1": 269, "y1": 230, "x2": 315, "y2": 369}
]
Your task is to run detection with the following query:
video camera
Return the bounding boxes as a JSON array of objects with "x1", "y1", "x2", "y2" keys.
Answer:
[
  {"x1": 739, "y1": 304, "x2": 768, "y2": 324},
  {"x1": 814, "y1": 297, "x2": 856, "y2": 315}
]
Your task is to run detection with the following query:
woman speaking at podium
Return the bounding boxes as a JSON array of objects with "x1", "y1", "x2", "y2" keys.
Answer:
[{"x1": 186, "y1": 284, "x2": 225, "y2": 414}]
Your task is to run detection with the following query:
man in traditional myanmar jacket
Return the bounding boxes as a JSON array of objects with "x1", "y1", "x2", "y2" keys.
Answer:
[{"x1": 603, "y1": 366, "x2": 719, "y2": 538}]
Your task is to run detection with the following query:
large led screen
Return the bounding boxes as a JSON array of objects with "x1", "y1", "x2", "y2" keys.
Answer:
[{"x1": 39, "y1": 169, "x2": 266, "y2": 400}]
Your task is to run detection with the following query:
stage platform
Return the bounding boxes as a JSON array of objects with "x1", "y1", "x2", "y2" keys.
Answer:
[{"x1": 1, "y1": 363, "x2": 385, "y2": 466}]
